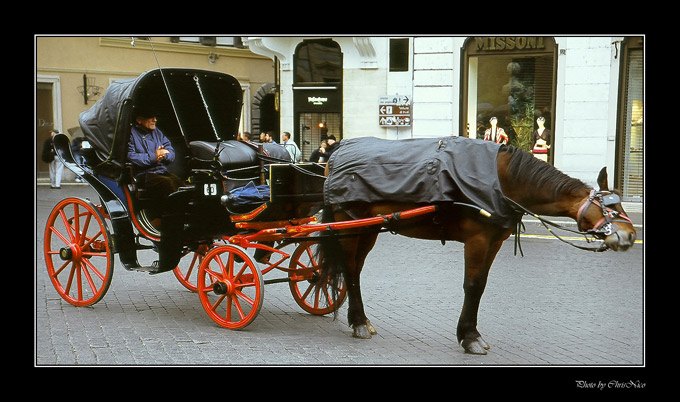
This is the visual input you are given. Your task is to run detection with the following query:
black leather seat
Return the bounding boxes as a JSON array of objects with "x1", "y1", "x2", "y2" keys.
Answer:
[{"x1": 189, "y1": 140, "x2": 259, "y2": 170}]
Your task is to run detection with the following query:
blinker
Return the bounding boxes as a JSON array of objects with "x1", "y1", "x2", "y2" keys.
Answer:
[{"x1": 602, "y1": 193, "x2": 620, "y2": 207}]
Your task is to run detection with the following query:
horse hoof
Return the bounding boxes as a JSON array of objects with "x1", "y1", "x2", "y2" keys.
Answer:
[
  {"x1": 476, "y1": 336, "x2": 490, "y2": 350},
  {"x1": 461, "y1": 338, "x2": 489, "y2": 355},
  {"x1": 366, "y1": 320, "x2": 378, "y2": 335},
  {"x1": 353, "y1": 324, "x2": 373, "y2": 339}
]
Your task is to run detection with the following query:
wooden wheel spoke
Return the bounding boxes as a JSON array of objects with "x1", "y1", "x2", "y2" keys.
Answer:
[
  {"x1": 78, "y1": 212, "x2": 92, "y2": 245},
  {"x1": 81, "y1": 257, "x2": 106, "y2": 282},
  {"x1": 304, "y1": 247, "x2": 317, "y2": 265},
  {"x1": 233, "y1": 288, "x2": 255, "y2": 306},
  {"x1": 80, "y1": 230, "x2": 103, "y2": 250},
  {"x1": 204, "y1": 267, "x2": 223, "y2": 285},
  {"x1": 183, "y1": 253, "x2": 200, "y2": 280},
  {"x1": 64, "y1": 262, "x2": 77, "y2": 295},
  {"x1": 299, "y1": 281, "x2": 315, "y2": 301},
  {"x1": 209, "y1": 294, "x2": 227, "y2": 313},
  {"x1": 229, "y1": 294, "x2": 246, "y2": 321},
  {"x1": 58, "y1": 209, "x2": 76, "y2": 242},
  {"x1": 79, "y1": 262, "x2": 100, "y2": 296},
  {"x1": 49, "y1": 225, "x2": 71, "y2": 246}
]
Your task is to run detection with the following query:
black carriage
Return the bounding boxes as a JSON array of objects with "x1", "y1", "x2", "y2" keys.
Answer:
[{"x1": 43, "y1": 68, "x2": 341, "y2": 329}]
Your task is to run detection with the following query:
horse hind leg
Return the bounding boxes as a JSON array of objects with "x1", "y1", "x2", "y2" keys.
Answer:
[
  {"x1": 344, "y1": 231, "x2": 379, "y2": 339},
  {"x1": 317, "y1": 207, "x2": 378, "y2": 339}
]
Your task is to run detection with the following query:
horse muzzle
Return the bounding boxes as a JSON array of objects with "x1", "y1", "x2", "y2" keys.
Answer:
[{"x1": 604, "y1": 228, "x2": 636, "y2": 251}]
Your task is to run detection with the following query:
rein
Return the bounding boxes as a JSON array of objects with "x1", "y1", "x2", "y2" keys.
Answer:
[{"x1": 504, "y1": 190, "x2": 632, "y2": 254}]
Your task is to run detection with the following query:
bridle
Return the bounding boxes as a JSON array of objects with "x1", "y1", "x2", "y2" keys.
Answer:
[
  {"x1": 505, "y1": 190, "x2": 633, "y2": 254},
  {"x1": 576, "y1": 190, "x2": 633, "y2": 238}
]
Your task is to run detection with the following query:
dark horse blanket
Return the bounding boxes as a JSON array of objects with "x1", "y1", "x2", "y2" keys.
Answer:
[{"x1": 324, "y1": 136, "x2": 518, "y2": 228}]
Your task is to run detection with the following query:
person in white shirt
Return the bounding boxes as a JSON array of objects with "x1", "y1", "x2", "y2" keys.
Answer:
[{"x1": 281, "y1": 131, "x2": 302, "y2": 162}]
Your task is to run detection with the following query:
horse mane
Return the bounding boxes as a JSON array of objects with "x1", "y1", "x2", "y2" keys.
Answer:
[{"x1": 500, "y1": 145, "x2": 590, "y2": 201}]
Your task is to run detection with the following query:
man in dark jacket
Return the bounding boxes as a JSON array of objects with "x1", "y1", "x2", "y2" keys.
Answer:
[{"x1": 127, "y1": 111, "x2": 184, "y2": 199}]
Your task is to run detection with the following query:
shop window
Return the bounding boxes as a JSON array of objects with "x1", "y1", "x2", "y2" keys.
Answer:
[
  {"x1": 616, "y1": 37, "x2": 643, "y2": 199},
  {"x1": 462, "y1": 37, "x2": 556, "y2": 162},
  {"x1": 294, "y1": 40, "x2": 343, "y2": 84}
]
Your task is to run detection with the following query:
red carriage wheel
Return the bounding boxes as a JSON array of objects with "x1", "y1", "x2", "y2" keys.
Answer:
[
  {"x1": 197, "y1": 245, "x2": 263, "y2": 329},
  {"x1": 288, "y1": 241, "x2": 346, "y2": 315},
  {"x1": 44, "y1": 198, "x2": 113, "y2": 307},
  {"x1": 173, "y1": 244, "x2": 211, "y2": 292}
]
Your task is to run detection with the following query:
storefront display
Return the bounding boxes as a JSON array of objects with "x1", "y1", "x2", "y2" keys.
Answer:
[{"x1": 462, "y1": 37, "x2": 557, "y2": 164}]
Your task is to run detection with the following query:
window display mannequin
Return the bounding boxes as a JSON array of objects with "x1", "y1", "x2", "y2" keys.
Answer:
[
  {"x1": 531, "y1": 116, "x2": 551, "y2": 162},
  {"x1": 483, "y1": 117, "x2": 508, "y2": 145}
]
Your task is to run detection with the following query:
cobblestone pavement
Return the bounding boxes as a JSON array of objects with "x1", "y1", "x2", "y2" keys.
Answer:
[{"x1": 35, "y1": 184, "x2": 644, "y2": 369}]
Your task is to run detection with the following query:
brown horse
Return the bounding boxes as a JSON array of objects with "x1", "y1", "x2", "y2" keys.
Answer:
[{"x1": 318, "y1": 140, "x2": 637, "y2": 355}]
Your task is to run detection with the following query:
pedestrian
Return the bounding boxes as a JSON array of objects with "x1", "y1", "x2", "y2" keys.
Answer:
[
  {"x1": 281, "y1": 131, "x2": 302, "y2": 162},
  {"x1": 483, "y1": 117, "x2": 508, "y2": 145},
  {"x1": 71, "y1": 136, "x2": 85, "y2": 182},
  {"x1": 309, "y1": 139, "x2": 327, "y2": 163},
  {"x1": 42, "y1": 129, "x2": 63, "y2": 189},
  {"x1": 325, "y1": 135, "x2": 340, "y2": 159},
  {"x1": 260, "y1": 131, "x2": 276, "y2": 144}
]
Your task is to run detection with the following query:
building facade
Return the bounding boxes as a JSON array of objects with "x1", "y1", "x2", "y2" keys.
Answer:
[
  {"x1": 35, "y1": 36, "x2": 274, "y2": 181},
  {"x1": 245, "y1": 36, "x2": 643, "y2": 201}
]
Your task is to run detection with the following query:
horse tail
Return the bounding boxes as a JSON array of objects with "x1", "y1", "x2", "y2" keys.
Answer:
[{"x1": 316, "y1": 206, "x2": 346, "y2": 318}]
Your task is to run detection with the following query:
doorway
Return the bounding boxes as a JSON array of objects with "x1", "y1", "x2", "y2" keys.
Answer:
[
  {"x1": 293, "y1": 39, "x2": 343, "y2": 161},
  {"x1": 298, "y1": 112, "x2": 341, "y2": 160},
  {"x1": 36, "y1": 82, "x2": 55, "y2": 179}
]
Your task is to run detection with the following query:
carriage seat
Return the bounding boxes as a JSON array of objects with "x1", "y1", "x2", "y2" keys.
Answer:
[
  {"x1": 190, "y1": 140, "x2": 293, "y2": 171},
  {"x1": 189, "y1": 140, "x2": 259, "y2": 170},
  {"x1": 125, "y1": 164, "x2": 156, "y2": 203}
]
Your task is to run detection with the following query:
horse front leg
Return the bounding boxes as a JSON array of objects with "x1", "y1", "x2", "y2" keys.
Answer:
[{"x1": 457, "y1": 236, "x2": 503, "y2": 355}]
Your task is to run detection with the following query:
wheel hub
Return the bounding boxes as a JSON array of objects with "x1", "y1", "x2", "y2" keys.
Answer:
[
  {"x1": 59, "y1": 245, "x2": 81, "y2": 262},
  {"x1": 212, "y1": 281, "x2": 232, "y2": 295},
  {"x1": 59, "y1": 247, "x2": 72, "y2": 260}
]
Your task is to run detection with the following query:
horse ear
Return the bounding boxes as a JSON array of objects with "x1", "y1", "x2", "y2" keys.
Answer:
[{"x1": 597, "y1": 167, "x2": 609, "y2": 191}]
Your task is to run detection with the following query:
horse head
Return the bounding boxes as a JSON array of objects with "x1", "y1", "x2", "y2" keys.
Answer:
[{"x1": 576, "y1": 167, "x2": 637, "y2": 251}]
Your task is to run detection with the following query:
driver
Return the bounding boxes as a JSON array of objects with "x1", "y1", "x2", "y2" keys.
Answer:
[{"x1": 127, "y1": 109, "x2": 184, "y2": 200}]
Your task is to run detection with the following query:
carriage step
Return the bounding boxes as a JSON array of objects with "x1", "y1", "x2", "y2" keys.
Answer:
[
  {"x1": 130, "y1": 261, "x2": 169, "y2": 275},
  {"x1": 131, "y1": 262, "x2": 161, "y2": 274}
]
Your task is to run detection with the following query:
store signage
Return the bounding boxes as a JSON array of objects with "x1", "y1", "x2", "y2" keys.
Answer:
[
  {"x1": 379, "y1": 95, "x2": 411, "y2": 127},
  {"x1": 307, "y1": 96, "x2": 328, "y2": 106},
  {"x1": 474, "y1": 36, "x2": 546, "y2": 52},
  {"x1": 293, "y1": 86, "x2": 340, "y2": 112}
]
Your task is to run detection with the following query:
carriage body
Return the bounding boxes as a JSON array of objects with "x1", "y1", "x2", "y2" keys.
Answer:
[
  {"x1": 44, "y1": 68, "x2": 336, "y2": 328},
  {"x1": 72, "y1": 68, "x2": 323, "y2": 263}
]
